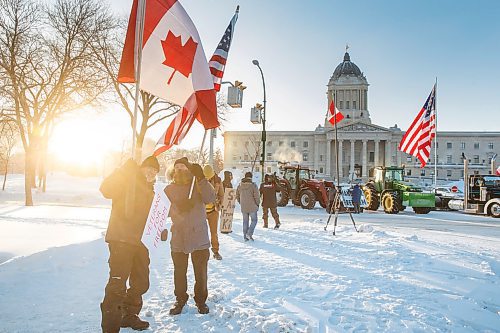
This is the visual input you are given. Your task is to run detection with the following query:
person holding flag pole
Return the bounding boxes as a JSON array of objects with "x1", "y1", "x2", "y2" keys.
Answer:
[{"x1": 100, "y1": 0, "x2": 219, "y2": 331}]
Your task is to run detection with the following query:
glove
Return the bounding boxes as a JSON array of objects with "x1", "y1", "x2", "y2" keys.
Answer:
[
  {"x1": 160, "y1": 229, "x2": 168, "y2": 241},
  {"x1": 177, "y1": 198, "x2": 195, "y2": 212},
  {"x1": 189, "y1": 163, "x2": 205, "y2": 181}
]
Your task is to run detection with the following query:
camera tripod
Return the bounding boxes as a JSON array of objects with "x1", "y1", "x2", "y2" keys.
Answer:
[{"x1": 323, "y1": 187, "x2": 359, "y2": 235}]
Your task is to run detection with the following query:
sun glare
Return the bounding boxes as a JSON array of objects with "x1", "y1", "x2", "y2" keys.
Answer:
[{"x1": 50, "y1": 116, "x2": 125, "y2": 169}]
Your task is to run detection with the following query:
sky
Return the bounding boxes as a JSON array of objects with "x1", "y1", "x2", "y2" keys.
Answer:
[{"x1": 51, "y1": 0, "x2": 500, "y2": 153}]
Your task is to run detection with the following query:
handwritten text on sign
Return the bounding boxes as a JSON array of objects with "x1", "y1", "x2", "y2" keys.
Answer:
[
  {"x1": 220, "y1": 188, "x2": 236, "y2": 233},
  {"x1": 142, "y1": 184, "x2": 171, "y2": 250}
]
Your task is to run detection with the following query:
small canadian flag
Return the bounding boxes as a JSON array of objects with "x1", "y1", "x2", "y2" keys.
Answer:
[{"x1": 328, "y1": 99, "x2": 344, "y2": 126}]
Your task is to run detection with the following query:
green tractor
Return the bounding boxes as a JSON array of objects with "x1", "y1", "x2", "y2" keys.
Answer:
[{"x1": 363, "y1": 166, "x2": 435, "y2": 214}]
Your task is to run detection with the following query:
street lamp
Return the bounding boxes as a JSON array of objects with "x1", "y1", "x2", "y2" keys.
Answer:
[{"x1": 252, "y1": 59, "x2": 266, "y2": 181}]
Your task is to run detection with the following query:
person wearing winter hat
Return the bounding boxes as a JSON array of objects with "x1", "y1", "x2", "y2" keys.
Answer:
[
  {"x1": 222, "y1": 171, "x2": 233, "y2": 190},
  {"x1": 99, "y1": 155, "x2": 159, "y2": 333},
  {"x1": 236, "y1": 171, "x2": 260, "y2": 241},
  {"x1": 203, "y1": 165, "x2": 224, "y2": 260},
  {"x1": 165, "y1": 157, "x2": 216, "y2": 315}
]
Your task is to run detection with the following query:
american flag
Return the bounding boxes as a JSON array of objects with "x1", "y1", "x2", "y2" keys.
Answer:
[
  {"x1": 209, "y1": 8, "x2": 238, "y2": 91},
  {"x1": 399, "y1": 84, "x2": 436, "y2": 168}
]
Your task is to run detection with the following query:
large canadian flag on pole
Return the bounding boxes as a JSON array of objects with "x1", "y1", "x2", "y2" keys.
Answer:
[
  {"x1": 118, "y1": 0, "x2": 219, "y2": 131},
  {"x1": 328, "y1": 99, "x2": 344, "y2": 126}
]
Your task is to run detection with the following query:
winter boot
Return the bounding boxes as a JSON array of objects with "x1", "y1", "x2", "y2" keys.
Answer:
[
  {"x1": 100, "y1": 302, "x2": 121, "y2": 333},
  {"x1": 196, "y1": 303, "x2": 210, "y2": 314},
  {"x1": 169, "y1": 301, "x2": 186, "y2": 315},
  {"x1": 121, "y1": 314, "x2": 150, "y2": 331},
  {"x1": 213, "y1": 251, "x2": 222, "y2": 260},
  {"x1": 274, "y1": 217, "x2": 281, "y2": 229}
]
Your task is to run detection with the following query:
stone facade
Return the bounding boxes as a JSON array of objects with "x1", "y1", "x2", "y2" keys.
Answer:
[{"x1": 223, "y1": 52, "x2": 500, "y2": 183}]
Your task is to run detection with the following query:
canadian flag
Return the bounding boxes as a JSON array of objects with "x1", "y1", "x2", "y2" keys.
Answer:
[
  {"x1": 328, "y1": 99, "x2": 344, "y2": 126},
  {"x1": 118, "y1": 0, "x2": 219, "y2": 130}
]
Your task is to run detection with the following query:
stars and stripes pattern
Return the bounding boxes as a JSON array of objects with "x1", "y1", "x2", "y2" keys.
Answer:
[
  {"x1": 328, "y1": 99, "x2": 344, "y2": 126},
  {"x1": 399, "y1": 84, "x2": 437, "y2": 168},
  {"x1": 209, "y1": 10, "x2": 238, "y2": 91}
]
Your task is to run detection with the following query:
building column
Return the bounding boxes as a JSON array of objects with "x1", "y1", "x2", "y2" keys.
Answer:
[
  {"x1": 326, "y1": 140, "x2": 331, "y2": 176},
  {"x1": 314, "y1": 138, "x2": 319, "y2": 172},
  {"x1": 362, "y1": 139, "x2": 368, "y2": 177},
  {"x1": 397, "y1": 145, "x2": 402, "y2": 167},
  {"x1": 338, "y1": 140, "x2": 343, "y2": 179},
  {"x1": 385, "y1": 140, "x2": 393, "y2": 166},
  {"x1": 350, "y1": 139, "x2": 355, "y2": 177},
  {"x1": 374, "y1": 139, "x2": 380, "y2": 167}
]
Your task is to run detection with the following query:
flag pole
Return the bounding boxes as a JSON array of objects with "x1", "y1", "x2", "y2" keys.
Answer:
[
  {"x1": 126, "y1": 0, "x2": 146, "y2": 219},
  {"x1": 132, "y1": 0, "x2": 146, "y2": 161},
  {"x1": 188, "y1": 129, "x2": 208, "y2": 199},
  {"x1": 434, "y1": 78, "x2": 437, "y2": 188}
]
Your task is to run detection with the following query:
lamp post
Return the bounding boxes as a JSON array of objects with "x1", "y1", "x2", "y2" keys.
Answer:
[{"x1": 252, "y1": 59, "x2": 266, "y2": 181}]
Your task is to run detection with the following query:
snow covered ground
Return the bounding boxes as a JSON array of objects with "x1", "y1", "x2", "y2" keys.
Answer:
[{"x1": 1, "y1": 174, "x2": 499, "y2": 332}]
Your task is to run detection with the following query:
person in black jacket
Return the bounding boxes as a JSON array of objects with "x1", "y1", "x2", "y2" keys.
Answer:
[
  {"x1": 259, "y1": 174, "x2": 281, "y2": 229},
  {"x1": 222, "y1": 170, "x2": 233, "y2": 190},
  {"x1": 99, "y1": 156, "x2": 159, "y2": 333}
]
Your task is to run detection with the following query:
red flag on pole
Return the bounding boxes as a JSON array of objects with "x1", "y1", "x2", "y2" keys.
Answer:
[
  {"x1": 328, "y1": 99, "x2": 344, "y2": 126},
  {"x1": 118, "y1": 0, "x2": 219, "y2": 130}
]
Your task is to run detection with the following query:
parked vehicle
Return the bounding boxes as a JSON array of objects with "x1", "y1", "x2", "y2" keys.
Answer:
[
  {"x1": 275, "y1": 165, "x2": 331, "y2": 210},
  {"x1": 434, "y1": 186, "x2": 464, "y2": 210},
  {"x1": 462, "y1": 175, "x2": 500, "y2": 217},
  {"x1": 363, "y1": 166, "x2": 435, "y2": 214}
]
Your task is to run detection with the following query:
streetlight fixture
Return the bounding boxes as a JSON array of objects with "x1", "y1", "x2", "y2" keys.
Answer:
[
  {"x1": 252, "y1": 59, "x2": 266, "y2": 181},
  {"x1": 209, "y1": 80, "x2": 245, "y2": 167}
]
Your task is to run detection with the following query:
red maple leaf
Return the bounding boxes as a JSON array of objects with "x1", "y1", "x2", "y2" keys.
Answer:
[{"x1": 161, "y1": 31, "x2": 198, "y2": 85}]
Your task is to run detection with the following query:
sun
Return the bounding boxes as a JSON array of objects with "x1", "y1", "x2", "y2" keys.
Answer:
[{"x1": 50, "y1": 114, "x2": 128, "y2": 169}]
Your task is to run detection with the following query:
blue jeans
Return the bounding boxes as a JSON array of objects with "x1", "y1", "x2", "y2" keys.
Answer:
[{"x1": 242, "y1": 211, "x2": 258, "y2": 238}]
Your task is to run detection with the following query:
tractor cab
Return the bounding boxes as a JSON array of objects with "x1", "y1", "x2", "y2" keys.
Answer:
[{"x1": 373, "y1": 167, "x2": 404, "y2": 192}]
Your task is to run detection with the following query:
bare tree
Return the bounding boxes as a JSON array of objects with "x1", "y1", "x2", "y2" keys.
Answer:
[
  {"x1": 0, "y1": 0, "x2": 113, "y2": 204},
  {"x1": 213, "y1": 148, "x2": 224, "y2": 174},
  {"x1": 243, "y1": 136, "x2": 262, "y2": 172},
  {"x1": 0, "y1": 117, "x2": 17, "y2": 190}
]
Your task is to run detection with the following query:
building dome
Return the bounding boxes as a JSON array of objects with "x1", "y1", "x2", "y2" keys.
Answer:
[{"x1": 332, "y1": 52, "x2": 362, "y2": 78}]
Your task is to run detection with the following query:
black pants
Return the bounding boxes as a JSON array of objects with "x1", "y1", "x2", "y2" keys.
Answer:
[
  {"x1": 353, "y1": 202, "x2": 360, "y2": 213},
  {"x1": 101, "y1": 242, "x2": 150, "y2": 332},
  {"x1": 171, "y1": 249, "x2": 209, "y2": 305}
]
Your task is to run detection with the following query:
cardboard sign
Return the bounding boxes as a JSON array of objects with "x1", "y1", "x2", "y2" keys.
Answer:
[
  {"x1": 220, "y1": 188, "x2": 237, "y2": 233},
  {"x1": 142, "y1": 184, "x2": 171, "y2": 250}
]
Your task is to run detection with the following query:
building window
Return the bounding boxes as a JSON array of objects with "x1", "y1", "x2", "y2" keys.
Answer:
[
  {"x1": 473, "y1": 155, "x2": 480, "y2": 164},
  {"x1": 346, "y1": 115, "x2": 350, "y2": 118},
  {"x1": 267, "y1": 153, "x2": 272, "y2": 160},
  {"x1": 303, "y1": 152, "x2": 308, "y2": 161},
  {"x1": 461, "y1": 142, "x2": 466, "y2": 150},
  {"x1": 267, "y1": 141, "x2": 272, "y2": 146},
  {"x1": 474, "y1": 143, "x2": 480, "y2": 149},
  {"x1": 407, "y1": 169, "x2": 412, "y2": 176},
  {"x1": 346, "y1": 101, "x2": 350, "y2": 109},
  {"x1": 303, "y1": 141, "x2": 309, "y2": 148},
  {"x1": 267, "y1": 167, "x2": 272, "y2": 173},
  {"x1": 290, "y1": 141, "x2": 296, "y2": 148},
  {"x1": 360, "y1": 112, "x2": 363, "y2": 117},
  {"x1": 255, "y1": 166, "x2": 260, "y2": 172},
  {"x1": 461, "y1": 170, "x2": 464, "y2": 178},
  {"x1": 447, "y1": 155, "x2": 452, "y2": 164},
  {"x1": 434, "y1": 142, "x2": 439, "y2": 149},
  {"x1": 369, "y1": 152, "x2": 375, "y2": 162},
  {"x1": 339, "y1": 101, "x2": 344, "y2": 109},
  {"x1": 319, "y1": 167, "x2": 324, "y2": 174},
  {"x1": 406, "y1": 156, "x2": 412, "y2": 162},
  {"x1": 279, "y1": 141, "x2": 284, "y2": 147},
  {"x1": 447, "y1": 142, "x2": 452, "y2": 149},
  {"x1": 421, "y1": 169, "x2": 426, "y2": 176},
  {"x1": 447, "y1": 170, "x2": 452, "y2": 177},
  {"x1": 320, "y1": 154, "x2": 324, "y2": 162},
  {"x1": 488, "y1": 143, "x2": 494, "y2": 150},
  {"x1": 232, "y1": 155, "x2": 237, "y2": 161},
  {"x1": 353, "y1": 101, "x2": 357, "y2": 109}
]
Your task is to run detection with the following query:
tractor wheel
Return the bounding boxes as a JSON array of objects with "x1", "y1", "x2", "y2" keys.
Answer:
[
  {"x1": 363, "y1": 183, "x2": 379, "y2": 211},
  {"x1": 413, "y1": 207, "x2": 432, "y2": 214},
  {"x1": 299, "y1": 190, "x2": 316, "y2": 209},
  {"x1": 488, "y1": 202, "x2": 500, "y2": 218},
  {"x1": 277, "y1": 191, "x2": 289, "y2": 207},
  {"x1": 382, "y1": 192, "x2": 399, "y2": 214}
]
